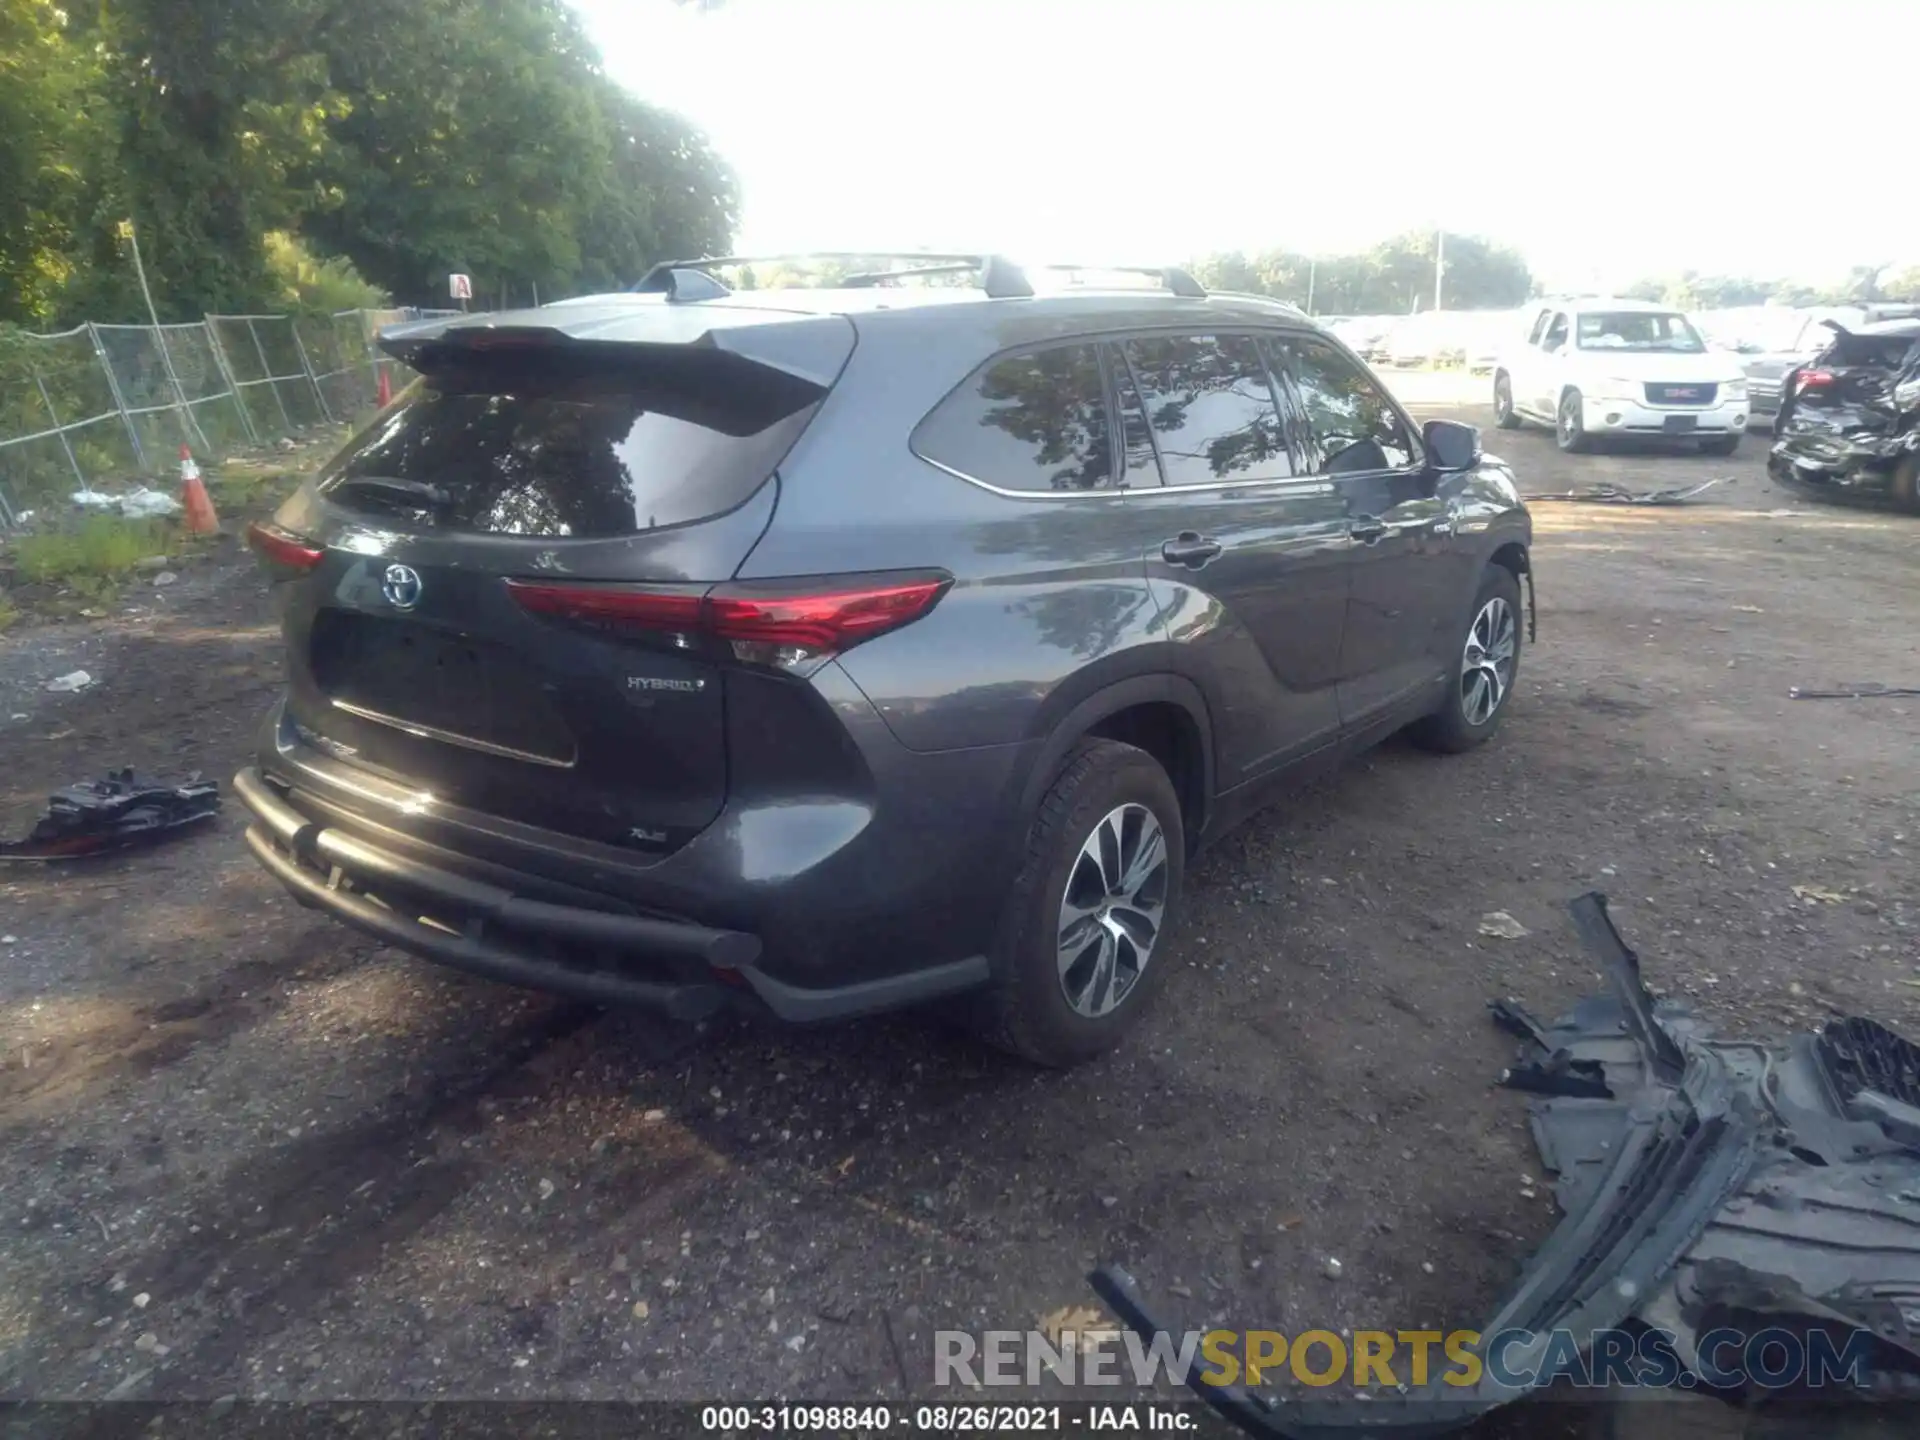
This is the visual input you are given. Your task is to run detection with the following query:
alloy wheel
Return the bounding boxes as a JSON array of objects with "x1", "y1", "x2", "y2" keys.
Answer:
[
  {"x1": 1461, "y1": 596, "x2": 1517, "y2": 726},
  {"x1": 1056, "y1": 803, "x2": 1169, "y2": 1018}
]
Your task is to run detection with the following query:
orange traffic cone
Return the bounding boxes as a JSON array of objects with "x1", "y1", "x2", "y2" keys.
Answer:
[
  {"x1": 179, "y1": 444, "x2": 219, "y2": 535},
  {"x1": 376, "y1": 366, "x2": 393, "y2": 408}
]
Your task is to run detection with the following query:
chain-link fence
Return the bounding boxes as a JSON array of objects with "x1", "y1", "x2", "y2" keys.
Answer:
[{"x1": 0, "y1": 306, "x2": 464, "y2": 524}]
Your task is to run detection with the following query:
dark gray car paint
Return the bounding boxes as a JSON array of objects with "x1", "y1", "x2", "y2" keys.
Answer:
[{"x1": 242, "y1": 288, "x2": 1530, "y2": 1016}]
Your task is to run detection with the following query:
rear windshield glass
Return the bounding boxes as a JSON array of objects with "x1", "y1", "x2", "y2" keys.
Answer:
[
  {"x1": 1576, "y1": 312, "x2": 1705, "y2": 353},
  {"x1": 1820, "y1": 330, "x2": 1920, "y2": 369},
  {"x1": 316, "y1": 349, "x2": 822, "y2": 536}
]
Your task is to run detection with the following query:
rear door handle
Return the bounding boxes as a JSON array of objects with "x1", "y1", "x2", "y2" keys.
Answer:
[
  {"x1": 1160, "y1": 533, "x2": 1223, "y2": 568},
  {"x1": 1349, "y1": 516, "x2": 1388, "y2": 544}
]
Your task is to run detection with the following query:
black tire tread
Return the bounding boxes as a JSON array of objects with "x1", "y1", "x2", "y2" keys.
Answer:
[
  {"x1": 973, "y1": 738, "x2": 1182, "y2": 1068},
  {"x1": 1493, "y1": 372, "x2": 1522, "y2": 429},
  {"x1": 1410, "y1": 564, "x2": 1524, "y2": 755}
]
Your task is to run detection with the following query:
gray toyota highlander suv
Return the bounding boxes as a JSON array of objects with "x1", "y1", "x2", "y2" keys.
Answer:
[{"x1": 237, "y1": 254, "x2": 1533, "y2": 1067}]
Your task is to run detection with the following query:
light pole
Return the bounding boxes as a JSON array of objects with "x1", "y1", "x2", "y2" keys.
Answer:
[{"x1": 1434, "y1": 228, "x2": 1446, "y2": 312}]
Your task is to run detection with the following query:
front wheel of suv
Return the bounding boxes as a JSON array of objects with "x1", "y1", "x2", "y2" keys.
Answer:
[
  {"x1": 1410, "y1": 565, "x2": 1524, "y2": 754},
  {"x1": 974, "y1": 739, "x2": 1185, "y2": 1068}
]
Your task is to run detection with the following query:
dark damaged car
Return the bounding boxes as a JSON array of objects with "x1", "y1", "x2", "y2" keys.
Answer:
[
  {"x1": 235, "y1": 253, "x2": 1533, "y2": 1068},
  {"x1": 1768, "y1": 318, "x2": 1920, "y2": 510}
]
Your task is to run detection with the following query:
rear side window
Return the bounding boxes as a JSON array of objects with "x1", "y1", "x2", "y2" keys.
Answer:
[
  {"x1": 913, "y1": 344, "x2": 1116, "y2": 492},
  {"x1": 1119, "y1": 334, "x2": 1297, "y2": 486},
  {"x1": 316, "y1": 349, "x2": 822, "y2": 537},
  {"x1": 1283, "y1": 336, "x2": 1417, "y2": 474}
]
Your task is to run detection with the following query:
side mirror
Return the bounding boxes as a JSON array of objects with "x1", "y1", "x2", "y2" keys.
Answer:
[{"x1": 1423, "y1": 418, "x2": 1482, "y2": 474}]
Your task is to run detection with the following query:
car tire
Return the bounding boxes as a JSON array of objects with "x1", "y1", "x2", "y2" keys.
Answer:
[
  {"x1": 1492, "y1": 372, "x2": 1522, "y2": 429},
  {"x1": 1701, "y1": 434, "x2": 1741, "y2": 457},
  {"x1": 973, "y1": 739, "x2": 1185, "y2": 1069},
  {"x1": 1556, "y1": 389, "x2": 1590, "y2": 453},
  {"x1": 1892, "y1": 454, "x2": 1920, "y2": 513},
  {"x1": 1410, "y1": 565, "x2": 1524, "y2": 755}
]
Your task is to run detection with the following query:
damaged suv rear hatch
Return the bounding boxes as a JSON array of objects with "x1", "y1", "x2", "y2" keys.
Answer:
[{"x1": 260, "y1": 299, "x2": 855, "y2": 855}]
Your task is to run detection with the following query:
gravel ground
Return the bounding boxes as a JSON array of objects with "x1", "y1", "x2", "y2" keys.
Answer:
[{"x1": 1, "y1": 387, "x2": 1916, "y2": 1436}]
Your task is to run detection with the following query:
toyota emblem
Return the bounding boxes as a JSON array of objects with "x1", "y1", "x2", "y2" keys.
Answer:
[{"x1": 381, "y1": 563, "x2": 423, "y2": 610}]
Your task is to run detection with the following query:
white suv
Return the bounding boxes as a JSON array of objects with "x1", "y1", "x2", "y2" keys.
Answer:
[{"x1": 1492, "y1": 298, "x2": 1748, "y2": 455}]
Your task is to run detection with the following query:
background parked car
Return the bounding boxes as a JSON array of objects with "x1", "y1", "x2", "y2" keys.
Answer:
[
  {"x1": 1768, "y1": 317, "x2": 1920, "y2": 509},
  {"x1": 1732, "y1": 304, "x2": 1920, "y2": 427},
  {"x1": 1493, "y1": 298, "x2": 1748, "y2": 454}
]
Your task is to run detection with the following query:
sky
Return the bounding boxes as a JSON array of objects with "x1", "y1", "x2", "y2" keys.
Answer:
[{"x1": 567, "y1": 0, "x2": 1916, "y2": 292}]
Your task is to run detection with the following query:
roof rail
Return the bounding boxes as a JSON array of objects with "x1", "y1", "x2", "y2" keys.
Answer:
[{"x1": 631, "y1": 253, "x2": 1211, "y2": 303}]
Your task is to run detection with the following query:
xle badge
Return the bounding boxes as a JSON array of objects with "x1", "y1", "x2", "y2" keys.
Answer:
[{"x1": 627, "y1": 675, "x2": 707, "y2": 694}]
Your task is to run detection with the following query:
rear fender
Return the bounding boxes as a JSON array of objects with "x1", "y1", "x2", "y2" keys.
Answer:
[{"x1": 1008, "y1": 673, "x2": 1215, "y2": 842}]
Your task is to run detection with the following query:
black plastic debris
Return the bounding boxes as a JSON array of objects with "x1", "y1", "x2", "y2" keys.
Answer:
[
  {"x1": 1789, "y1": 683, "x2": 1920, "y2": 700},
  {"x1": 0, "y1": 769, "x2": 220, "y2": 862},
  {"x1": 1092, "y1": 891, "x2": 1920, "y2": 1437},
  {"x1": 1526, "y1": 478, "x2": 1728, "y2": 506}
]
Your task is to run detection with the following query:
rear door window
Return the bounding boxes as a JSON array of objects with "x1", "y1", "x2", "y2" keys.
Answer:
[
  {"x1": 1281, "y1": 336, "x2": 1418, "y2": 475},
  {"x1": 316, "y1": 349, "x2": 822, "y2": 537},
  {"x1": 912, "y1": 343, "x2": 1117, "y2": 492},
  {"x1": 1118, "y1": 334, "x2": 1298, "y2": 486}
]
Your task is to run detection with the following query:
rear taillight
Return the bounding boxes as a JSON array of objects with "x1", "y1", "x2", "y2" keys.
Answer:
[
  {"x1": 505, "y1": 573, "x2": 951, "y2": 673},
  {"x1": 1797, "y1": 370, "x2": 1834, "y2": 391},
  {"x1": 246, "y1": 522, "x2": 324, "y2": 574}
]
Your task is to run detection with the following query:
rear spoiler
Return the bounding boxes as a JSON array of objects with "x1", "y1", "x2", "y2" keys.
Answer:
[{"x1": 374, "y1": 305, "x2": 857, "y2": 390}]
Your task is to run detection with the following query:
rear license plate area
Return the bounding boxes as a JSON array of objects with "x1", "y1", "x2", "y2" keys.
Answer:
[{"x1": 310, "y1": 612, "x2": 574, "y2": 764}]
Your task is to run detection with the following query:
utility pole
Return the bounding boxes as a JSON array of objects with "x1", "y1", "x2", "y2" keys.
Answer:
[
  {"x1": 1434, "y1": 228, "x2": 1446, "y2": 312},
  {"x1": 1306, "y1": 258, "x2": 1316, "y2": 315}
]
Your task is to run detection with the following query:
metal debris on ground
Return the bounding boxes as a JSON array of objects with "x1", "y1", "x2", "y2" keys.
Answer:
[
  {"x1": 0, "y1": 769, "x2": 220, "y2": 862},
  {"x1": 1093, "y1": 891, "x2": 1920, "y2": 1437},
  {"x1": 1790, "y1": 683, "x2": 1920, "y2": 700},
  {"x1": 1526, "y1": 478, "x2": 1730, "y2": 506}
]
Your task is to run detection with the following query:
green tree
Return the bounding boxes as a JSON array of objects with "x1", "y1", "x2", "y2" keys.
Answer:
[{"x1": 0, "y1": 0, "x2": 104, "y2": 324}]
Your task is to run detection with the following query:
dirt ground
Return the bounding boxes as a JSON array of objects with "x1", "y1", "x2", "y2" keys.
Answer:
[{"x1": 2, "y1": 384, "x2": 1916, "y2": 1435}]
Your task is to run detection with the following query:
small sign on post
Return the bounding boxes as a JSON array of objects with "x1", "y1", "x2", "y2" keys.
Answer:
[{"x1": 449, "y1": 273, "x2": 473, "y2": 311}]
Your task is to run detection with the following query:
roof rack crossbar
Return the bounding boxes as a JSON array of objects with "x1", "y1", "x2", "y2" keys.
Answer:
[
  {"x1": 629, "y1": 254, "x2": 1206, "y2": 303},
  {"x1": 1036, "y1": 264, "x2": 1208, "y2": 299},
  {"x1": 842, "y1": 263, "x2": 981, "y2": 287},
  {"x1": 633, "y1": 253, "x2": 1034, "y2": 298}
]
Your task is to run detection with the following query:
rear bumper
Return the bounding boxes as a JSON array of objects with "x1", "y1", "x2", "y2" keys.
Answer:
[
  {"x1": 1767, "y1": 437, "x2": 1899, "y2": 495},
  {"x1": 236, "y1": 762, "x2": 992, "y2": 1024}
]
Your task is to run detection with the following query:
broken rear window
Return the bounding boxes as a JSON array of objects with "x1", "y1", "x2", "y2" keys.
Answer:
[
  {"x1": 1818, "y1": 329, "x2": 1920, "y2": 369},
  {"x1": 315, "y1": 349, "x2": 824, "y2": 537}
]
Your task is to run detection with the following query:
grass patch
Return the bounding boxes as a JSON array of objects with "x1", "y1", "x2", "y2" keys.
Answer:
[
  {"x1": 0, "y1": 598, "x2": 17, "y2": 634},
  {"x1": 13, "y1": 516, "x2": 170, "y2": 585}
]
